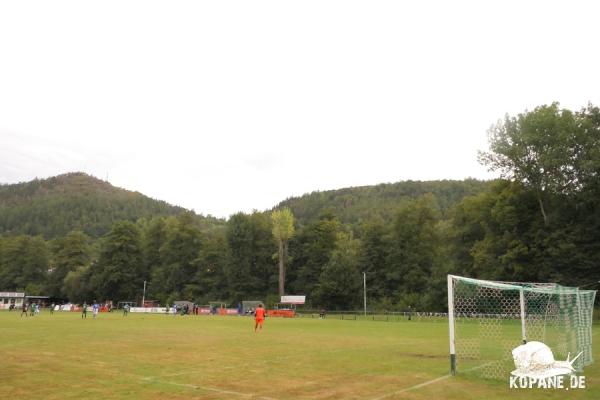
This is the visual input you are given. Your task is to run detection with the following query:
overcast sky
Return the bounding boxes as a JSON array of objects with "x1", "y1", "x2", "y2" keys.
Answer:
[{"x1": 2, "y1": 1, "x2": 600, "y2": 218}]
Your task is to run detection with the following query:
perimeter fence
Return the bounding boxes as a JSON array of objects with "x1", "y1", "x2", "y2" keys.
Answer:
[{"x1": 295, "y1": 310, "x2": 448, "y2": 322}]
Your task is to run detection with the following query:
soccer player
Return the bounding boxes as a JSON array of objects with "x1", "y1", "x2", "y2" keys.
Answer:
[
  {"x1": 92, "y1": 302, "x2": 99, "y2": 319},
  {"x1": 82, "y1": 303, "x2": 88, "y2": 319},
  {"x1": 21, "y1": 302, "x2": 28, "y2": 317},
  {"x1": 254, "y1": 303, "x2": 266, "y2": 332},
  {"x1": 123, "y1": 304, "x2": 129, "y2": 316},
  {"x1": 50, "y1": 303, "x2": 55, "y2": 315}
]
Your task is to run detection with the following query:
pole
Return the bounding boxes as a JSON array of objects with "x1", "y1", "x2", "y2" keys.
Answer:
[
  {"x1": 363, "y1": 272, "x2": 367, "y2": 317},
  {"x1": 520, "y1": 288, "x2": 526, "y2": 344},
  {"x1": 142, "y1": 280, "x2": 147, "y2": 308},
  {"x1": 448, "y1": 275, "x2": 456, "y2": 375}
]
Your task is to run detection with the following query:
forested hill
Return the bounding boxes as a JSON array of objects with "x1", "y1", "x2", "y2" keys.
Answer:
[
  {"x1": 0, "y1": 172, "x2": 222, "y2": 238},
  {"x1": 2, "y1": 103, "x2": 598, "y2": 308},
  {"x1": 275, "y1": 179, "x2": 492, "y2": 227}
]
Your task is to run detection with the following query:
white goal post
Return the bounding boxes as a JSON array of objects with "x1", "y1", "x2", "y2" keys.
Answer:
[{"x1": 448, "y1": 274, "x2": 596, "y2": 379}]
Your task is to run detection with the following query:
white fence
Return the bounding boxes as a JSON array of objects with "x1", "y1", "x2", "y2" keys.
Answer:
[{"x1": 130, "y1": 307, "x2": 170, "y2": 313}]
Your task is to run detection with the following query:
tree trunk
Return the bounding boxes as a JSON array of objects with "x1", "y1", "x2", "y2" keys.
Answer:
[
  {"x1": 283, "y1": 241, "x2": 288, "y2": 293},
  {"x1": 537, "y1": 192, "x2": 548, "y2": 226},
  {"x1": 278, "y1": 240, "x2": 285, "y2": 296}
]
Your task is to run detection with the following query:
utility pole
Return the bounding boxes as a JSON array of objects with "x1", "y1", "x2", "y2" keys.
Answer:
[
  {"x1": 142, "y1": 280, "x2": 147, "y2": 308},
  {"x1": 363, "y1": 272, "x2": 367, "y2": 316}
]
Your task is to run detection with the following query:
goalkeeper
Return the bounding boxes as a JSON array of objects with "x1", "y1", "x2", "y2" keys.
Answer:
[{"x1": 254, "y1": 303, "x2": 266, "y2": 332}]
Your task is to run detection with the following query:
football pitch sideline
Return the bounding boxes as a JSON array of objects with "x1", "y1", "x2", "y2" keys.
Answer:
[{"x1": 1, "y1": 312, "x2": 598, "y2": 399}]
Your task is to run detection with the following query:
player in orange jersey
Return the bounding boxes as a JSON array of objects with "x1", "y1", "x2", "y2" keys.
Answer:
[{"x1": 254, "y1": 303, "x2": 266, "y2": 332}]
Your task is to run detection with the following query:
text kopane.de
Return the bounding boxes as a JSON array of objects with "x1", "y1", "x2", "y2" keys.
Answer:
[{"x1": 509, "y1": 375, "x2": 586, "y2": 389}]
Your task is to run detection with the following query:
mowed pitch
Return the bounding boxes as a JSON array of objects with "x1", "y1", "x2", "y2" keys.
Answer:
[{"x1": 1, "y1": 312, "x2": 598, "y2": 400}]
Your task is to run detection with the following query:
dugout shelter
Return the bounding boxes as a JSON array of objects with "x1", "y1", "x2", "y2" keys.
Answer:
[
  {"x1": 268, "y1": 295, "x2": 305, "y2": 317},
  {"x1": 174, "y1": 300, "x2": 194, "y2": 314},
  {"x1": 117, "y1": 301, "x2": 136, "y2": 309},
  {"x1": 241, "y1": 300, "x2": 263, "y2": 315},
  {"x1": 0, "y1": 292, "x2": 24, "y2": 310}
]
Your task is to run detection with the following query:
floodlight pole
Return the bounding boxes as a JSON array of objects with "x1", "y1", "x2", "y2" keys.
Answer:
[
  {"x1": 363, "y1": 272, "x2": 367, "y2": 317},
  {"x1": 142, "y1": 280, "x2": 147, "y2": 308}
]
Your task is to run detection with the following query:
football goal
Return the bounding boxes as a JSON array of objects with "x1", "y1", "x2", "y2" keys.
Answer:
[{"x1": 447, "y1": 274, "x2": 596, "y2": 379}]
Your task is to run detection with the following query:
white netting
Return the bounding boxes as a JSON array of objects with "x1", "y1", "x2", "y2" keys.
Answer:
[{"x1": 449, "y1": 275, "x2": 596, "y2": 379}]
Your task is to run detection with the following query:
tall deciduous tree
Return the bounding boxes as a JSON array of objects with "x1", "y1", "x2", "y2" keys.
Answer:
[
  {"x1": 289, "y1": 211, "x2": 339, "y2": 300},
  {"x1": 0, "y1": 235, "x2": 49, "y2": 294},
  {"x1": 48, "y1": 230, "x2": 91, "y2": 298},
  {"x1": 154, "y1": 213, "x2": 202, "y2": 300},
  {"x1": 479, "y1": 103, "x2": 580, "y2": 225},
  {"x1": 314, "y1": 232, "x2": 362, "y2": 310},
  {"x1": 192, "y1": 231, "x2": 229, "y2": 303},
  {"x1": 387, "y1": 194, "x2": 440, "y2": 309},
  {"x1": 90, "y1": 221, "x2": 143, "y2": 301},
  {"x1": 271, "y1": 208, "x2": 295, "y2": 296},
  {"x1": 141, "y1": 218, "x2": 166, "y2": 278},
  {"x1": 225, "y1": 212, "x2": 275, "y2": 301},
  {"x1": 63, "y1": 266, "x2": 93, "y2": 303},
  {"x1": 358, "y1": 219, "x2": 390, "y2": 301}
]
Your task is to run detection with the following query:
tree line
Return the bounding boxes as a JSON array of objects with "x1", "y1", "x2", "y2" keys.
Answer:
[{"x1": 1, "y1": 103, "x2": 599, "y2": 310}]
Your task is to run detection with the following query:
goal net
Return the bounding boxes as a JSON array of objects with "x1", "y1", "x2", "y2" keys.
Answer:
[{"x1": 448, "y1": 274, "x2": 596, "y2": 379}]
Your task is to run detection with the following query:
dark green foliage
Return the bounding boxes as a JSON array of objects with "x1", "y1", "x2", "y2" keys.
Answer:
[
  {"x1": 155, "y1": 213, "x2": 203, "y2": 300},
  {"x1": 458, "y1": 103, "x2": 600, "y2": 294},
  {"x1": 191, "y1": 232, "x2": 229, "y2": 303},
  {"x1": 288, "y1": 212, "x2": 340, "y2": 301},
  {"x1": 276, "y1": 179, "x2": 491, "y2": 228},
  {"x1": 479, "y1": 103, "x2": 600, "y2": 226},
  {"x1": 0, "y1": 172, "x2": 223, "y2": 239},
  {"x1": 0, "y1": 235, "x2": 49, "y2": 294},
  {"x1": 386, "y1": 194, "x2": 441, "y2": 309},
  {"x1": 449, "y1": 181, "x2": 537, "y2": 280},
  {"x1": 225, "y1": 212, "x2": 276, "y2": 302},
  {"x1": 47, "y1": 230, "x2": 92, "y2": 298},
  {"x1": 141, "y1": 218, "x2": 167, "y2": 276},
  {"x1": 313, "y1": 232, "x2": 362, "y2": 310},
  {"x1": 63, "y1": 266, "x2": 93, "y2": 304},
  {"x1": 89, "y1": 221, "x2": 144, "y2": 302},
  {"x1": 358, "y1": 218, "x2": 390, "y2": 301}
]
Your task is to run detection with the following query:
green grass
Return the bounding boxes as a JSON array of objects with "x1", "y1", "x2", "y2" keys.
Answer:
[{"x1": 1, "y1": 311, "x2": 598, "y2": 399}]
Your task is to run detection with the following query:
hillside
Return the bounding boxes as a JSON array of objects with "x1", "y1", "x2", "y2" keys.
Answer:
[
  {"x1": 275, "y1": 179, "x2": 493, "y2": 227},
  {"x1": 0, "y1": 172, "x2": 222, "y2": 238},
  {"x1": 0, "y1": 173, "x2": 493, "y2": 239}
]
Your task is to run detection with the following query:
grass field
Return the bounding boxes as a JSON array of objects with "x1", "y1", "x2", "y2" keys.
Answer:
[{"x1": 1, "y1": 311, "x2": 598, "y2": 399}]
